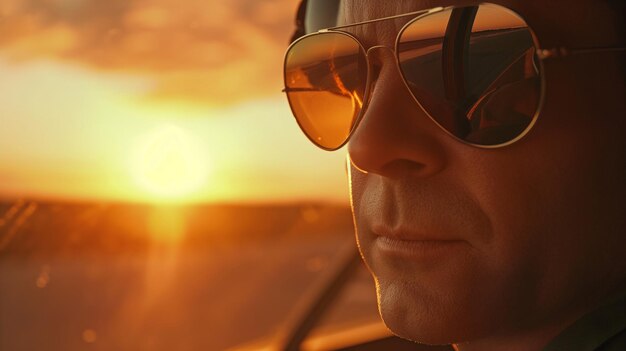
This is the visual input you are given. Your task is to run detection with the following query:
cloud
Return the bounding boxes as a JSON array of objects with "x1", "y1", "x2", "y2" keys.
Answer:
[{"x1": 0, "y1": 0, "x2": 300, "y2": 105}]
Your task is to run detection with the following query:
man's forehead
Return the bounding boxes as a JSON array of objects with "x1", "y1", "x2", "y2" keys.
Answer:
[
  {"x1": 306, "y1": 0, "x2": 610, "y2": 27},
  {"x1": 340, "y1": 0, "x2": 444, "y2": 24},
  {"x1": 303, "y1": 0, "x2": 621, "y2": 48},
  {"x1": 304, "y1": 0, "x2": 483, "y2": 33}
]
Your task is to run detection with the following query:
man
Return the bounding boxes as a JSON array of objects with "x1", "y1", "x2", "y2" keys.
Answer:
[{"x1": 283, "y1": 1, "x2": 625, "y2": 350}]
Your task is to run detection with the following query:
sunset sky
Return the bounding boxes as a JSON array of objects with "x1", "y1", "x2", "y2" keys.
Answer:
[{"x1": 0, "y1": 0, "x2": 349, "y2": 204}]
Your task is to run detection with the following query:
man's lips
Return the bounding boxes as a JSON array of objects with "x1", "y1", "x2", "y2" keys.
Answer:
[
  {"x1": 371, "y1": 225, "x2": 469, "y2": 258},
  {"x1": 371, "y1": 223, "x2": 463, "y2": 242}
]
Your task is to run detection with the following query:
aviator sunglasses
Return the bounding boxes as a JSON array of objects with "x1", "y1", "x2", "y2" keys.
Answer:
[{"x1": 283, "y1": 3, "x2": 625, "y2": 150}]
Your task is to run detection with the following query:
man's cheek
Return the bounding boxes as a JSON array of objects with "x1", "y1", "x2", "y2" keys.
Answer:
[{"x1": 348, "y1": 160, "x2": 371, "y2": 215}]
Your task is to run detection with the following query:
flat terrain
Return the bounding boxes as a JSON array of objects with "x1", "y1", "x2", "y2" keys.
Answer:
[{"x1": 0, "y1": 201, "x2": 377, "y2": 351}]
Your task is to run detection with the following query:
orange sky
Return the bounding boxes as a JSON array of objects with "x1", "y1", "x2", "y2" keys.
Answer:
[
  {"x1": 0, "y1": 0, "x2": 350, "y2": 204},
  {"x1": 0, "y1": 0, "x2": 299, "y2": 105}
]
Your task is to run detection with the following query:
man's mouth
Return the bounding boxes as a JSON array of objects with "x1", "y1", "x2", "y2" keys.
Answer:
[{"x1": 371, "y1": 225, "x2": 469, "y2": 260}]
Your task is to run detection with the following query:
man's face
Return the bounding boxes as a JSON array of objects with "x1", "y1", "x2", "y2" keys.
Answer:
[{"x1": 345, "y1": 0, "x2": 626, "y2": 345}]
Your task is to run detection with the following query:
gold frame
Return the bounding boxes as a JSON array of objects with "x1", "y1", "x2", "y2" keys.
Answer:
[{"x1": 283, "y1": 3, "x2": 626, "y2": 150}]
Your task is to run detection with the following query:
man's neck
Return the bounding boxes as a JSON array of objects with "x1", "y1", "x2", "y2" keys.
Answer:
[{"x1": 453, "y1": 285, "x2": 626, "y2": 351}]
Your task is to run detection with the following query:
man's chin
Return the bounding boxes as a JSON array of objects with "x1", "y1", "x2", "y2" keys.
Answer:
[
  {"x1": 375, "y1": 277, "x2": 503, "y2": 346},
  {"x1": 376, "y1": 280, "x2": 455, "y2": 345}
]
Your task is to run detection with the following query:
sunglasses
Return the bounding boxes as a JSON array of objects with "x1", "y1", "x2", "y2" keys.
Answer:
[{"x1": 283, "y1": 3, "x2": 625, "y2": 150}]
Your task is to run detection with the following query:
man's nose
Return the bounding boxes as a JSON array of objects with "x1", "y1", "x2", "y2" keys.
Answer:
[{"x1": 347, "y1": 46, "x2": 447, "y2": 178}]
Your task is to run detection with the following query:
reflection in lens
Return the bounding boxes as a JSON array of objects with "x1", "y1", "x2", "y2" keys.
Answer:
[
  {"x1": 284, "y1": 32, "x2": 367, "y2": 150},
  {"x1": 397, "y1": 4, "x2": 541, "y2": 146}
]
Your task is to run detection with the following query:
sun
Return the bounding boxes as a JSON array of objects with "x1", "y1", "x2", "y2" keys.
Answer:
[{"x1": 131, "y1": 124, "x2": 209, "y2": 201}]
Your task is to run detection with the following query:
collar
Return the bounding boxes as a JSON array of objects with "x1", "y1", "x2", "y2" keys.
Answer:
[{"x1": 543, "y1": 294, "x2": 626, "y2": 351}]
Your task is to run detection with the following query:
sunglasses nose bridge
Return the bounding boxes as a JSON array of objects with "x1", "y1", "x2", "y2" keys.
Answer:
[
  {"x1": 357, "y1": 43, "x2": 406, "y2": 115},
  {"x1": 360, "y1": 44, "x2": 401, "y2": 107},
  {"x1": 357, "y1": 44, "x2": 397, "y2": 113},
  {"x1": 364, "y1": 45, "x2": 397, "y2": 84},
  {"x1": 365, "y1": 45, "x2": 394, "y2": 58}
]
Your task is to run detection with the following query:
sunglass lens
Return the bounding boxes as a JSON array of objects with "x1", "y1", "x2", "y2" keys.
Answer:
[
  {"x1": 398, "y1": 4, "x2": 541, "y2": 146},
  {"x1": 284, "y1": 32, "x2": 367, "y2": 150}
]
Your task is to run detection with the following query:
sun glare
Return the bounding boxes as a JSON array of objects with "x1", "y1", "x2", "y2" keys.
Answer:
[{"x1": 131, "y1": 124, "x2": 209, "y2": 201}]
